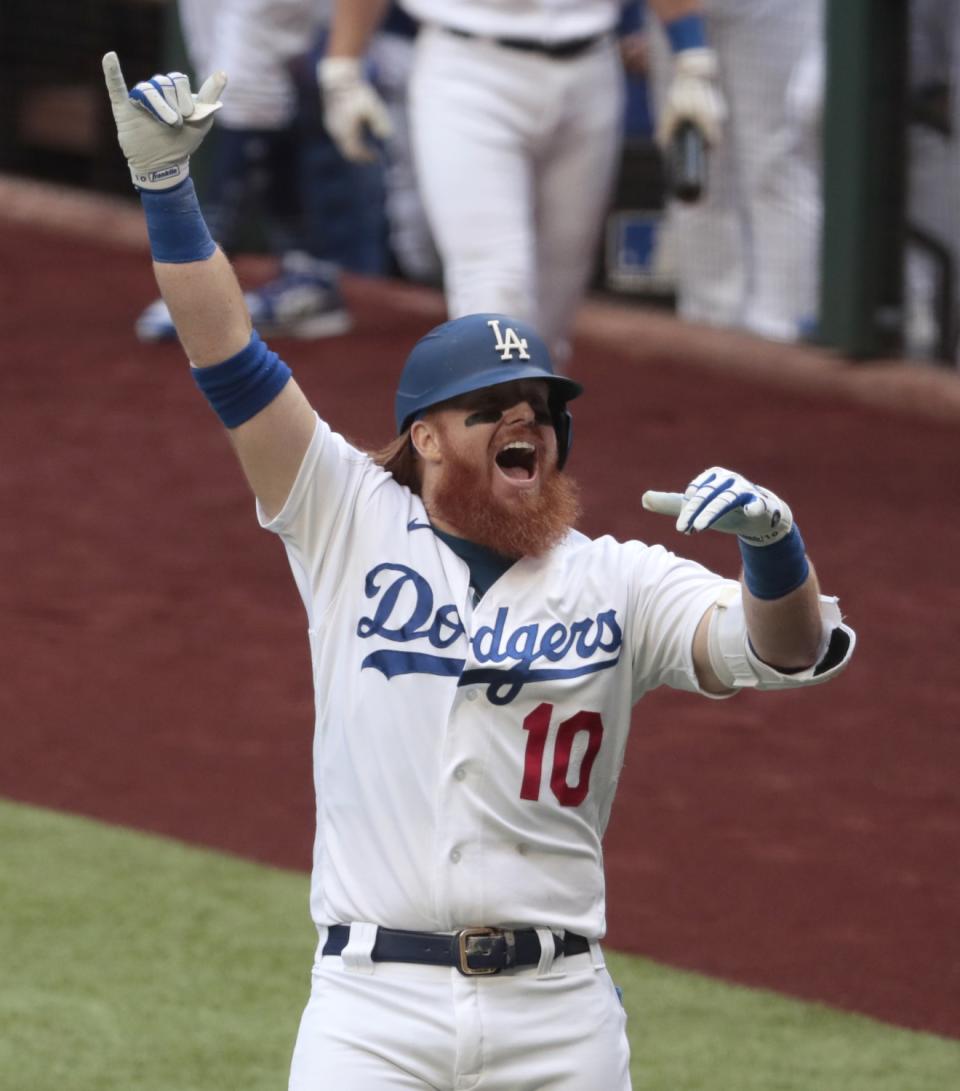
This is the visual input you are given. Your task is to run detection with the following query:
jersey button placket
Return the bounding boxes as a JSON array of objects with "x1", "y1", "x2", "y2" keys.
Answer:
[{"x1": 439, "y1": 669, "x2": 485, "y2": 917}]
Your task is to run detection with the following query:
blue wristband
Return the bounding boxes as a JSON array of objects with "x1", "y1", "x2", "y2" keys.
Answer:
[
  {"x1": 738, "y1": 526, "x2": 810, "y2": 600},
  {"x1": 665, "y1": 13, "x2": 707, "y2": 52},
  {"x1": 140, "y1": 178, "x2": 216, "y2": 264},
  {"x1": 617, "y1": 1, "x2": 643, "y2": 35},
  {"x1": 191, "y1": 331, "x2": 292, "y2": 428}
]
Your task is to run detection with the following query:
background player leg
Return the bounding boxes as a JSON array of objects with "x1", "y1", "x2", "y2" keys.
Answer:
[
  {"x1": 733, "y1": 0, "x2": 824, "y2": 341},
  {"x1": 534, "y1": 42, "x2": 625, "y2": 365},
  {"x1": 369, "y1": 16, "x2": 441, "y2": 285},
  {"x1": 407, "y1": 29, "x2": 542, "y2": 333},
  {"x1": 647, "y1": 14, "x2": 746, "y2": 329}
]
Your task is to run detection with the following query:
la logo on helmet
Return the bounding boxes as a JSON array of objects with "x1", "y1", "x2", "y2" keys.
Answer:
[{"x1": 487, "y1": 318, "x2": 530, "y2": 361}]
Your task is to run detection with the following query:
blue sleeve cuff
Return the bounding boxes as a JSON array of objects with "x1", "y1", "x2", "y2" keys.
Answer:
[
  {"x1": 665, "y1": 13, "x2": 707, "y2": 52},
  {"x1": 738, "y1": 526, "x2": 810, "y2": 600},
  {"x1": 140, "y1": 177, "x2": 216, "y2": 264},
  {"x1": 617, "y1": 1, "x2": 644, "y2": 36},
  {"x1": 191, "y1": 331, "x2": 292, "y2": 428}
]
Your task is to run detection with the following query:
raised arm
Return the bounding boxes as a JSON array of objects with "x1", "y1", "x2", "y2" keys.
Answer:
[
  {"x1": 327, "y1": 0, "x2": 393, "y2": 58},
  {"x1": 642, "y1": 468, "x2": 851, "y2": 695},
  {"x1": 102, "y1": 52, "x2": 316, "y2": 519}
]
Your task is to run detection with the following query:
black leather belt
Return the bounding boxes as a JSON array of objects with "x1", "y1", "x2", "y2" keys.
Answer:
[
  {"x1": 446, "y1": 27, "x2": 607, "y2": 59},
  {"x1": 322, "y1": 924, "x2": 591, "y2": 976}
]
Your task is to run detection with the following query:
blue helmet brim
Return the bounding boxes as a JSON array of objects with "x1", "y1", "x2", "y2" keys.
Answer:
[{"x1": 397, "y1": 365, "x2": 583, "y2": 433}]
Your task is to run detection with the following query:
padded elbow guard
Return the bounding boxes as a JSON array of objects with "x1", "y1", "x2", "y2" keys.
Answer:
[{"x1": 707, "y1": 585, "x2": 855, "y2": 691}]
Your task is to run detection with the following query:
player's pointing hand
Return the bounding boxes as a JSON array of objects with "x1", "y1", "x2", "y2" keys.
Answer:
[
  {"x1": 102, "y1": 51, "x2": 227, "y2": 190},
  {"x1": 642, "y1": 466, "x2": 793, "y2": 546}
]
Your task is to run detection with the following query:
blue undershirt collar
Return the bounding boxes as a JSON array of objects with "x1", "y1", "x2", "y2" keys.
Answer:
[{"x1": 431, "y1": 527, "x2": 516, "y2": 599}]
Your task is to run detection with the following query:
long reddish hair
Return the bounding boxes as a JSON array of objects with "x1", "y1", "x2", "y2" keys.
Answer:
[{"x1": 371, "y1": 429, "x2": 423, "y2": 493}]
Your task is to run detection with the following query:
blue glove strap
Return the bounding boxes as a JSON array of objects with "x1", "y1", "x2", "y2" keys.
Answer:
[
  {"x1": 665, "y1": 13, "x2": 707, "y2": 52},
  {"x1": 738, "y1": 526, "x2": 810, "y2": 600},
  {"x1": 191, "y1": 331, "x2": 292, "y2": 428},
  {"x1": 140, "y1": 177, "x2": 216, "y2": 264}
]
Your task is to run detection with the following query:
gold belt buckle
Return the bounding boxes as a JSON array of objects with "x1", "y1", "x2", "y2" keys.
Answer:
[{"x1": 457, "y1": 927, "x2": 502, "y2": 975}]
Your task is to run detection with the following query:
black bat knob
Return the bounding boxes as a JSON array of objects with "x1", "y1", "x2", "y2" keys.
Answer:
[{"x1": 667, "y1": 121, "x2": 708, "y2": 203}]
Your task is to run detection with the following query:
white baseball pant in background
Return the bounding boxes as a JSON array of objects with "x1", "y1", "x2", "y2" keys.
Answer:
[
  {"x1": 368, "y1": 29, "x2": 442, "y2": 284},
  {"x1": 649, "y1": 0, "x2": 824, "y2": 342},
  {"x1": 906, "y1": 0, "x2": 960, "y2": 362},
  {"x1": 407, "y1": 25, "x2": 624, "y2": 361}
]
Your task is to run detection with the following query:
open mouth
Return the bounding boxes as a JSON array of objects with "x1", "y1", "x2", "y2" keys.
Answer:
[{"x1": 495, "y1": 440, "x2": 538, "y2": 482}]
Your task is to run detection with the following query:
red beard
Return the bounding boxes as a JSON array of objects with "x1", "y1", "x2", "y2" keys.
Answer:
[{"x1": 426, "y1": 444, "x2": 581, "y2": 559}]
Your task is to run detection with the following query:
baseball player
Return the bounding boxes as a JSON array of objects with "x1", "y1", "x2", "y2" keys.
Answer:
[
  {"x1": 103, "y1": 53, "x2": 854, "y2": 1089},
  {"x1": 906, "y1": 0, "x2": 960, "y2": 361},
  {"x1": 319, "y1": 0, "x2": 725, "y2": 363},
  {"x1": 646, "y1": 0, "x2": 825, "y2": 342}
]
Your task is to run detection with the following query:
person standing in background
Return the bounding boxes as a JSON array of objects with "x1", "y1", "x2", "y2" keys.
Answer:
[
  {"x1": 136, "y1": 0, "x2": 352, "y2": 342},
  {"x1": 953, "y1": 0, "x2": 960, "y2": 365},
  {"x1": 905, "y1": 0, "x2": 960, "y2": 363},
  {"x1": 647, "y1": 0, "x2": 824, "y2": 343},
  {"x1": 366, "y1": 5, "x2": 442, "y2": 286},
  {"x1": 319, "y1": 0, "x2": 725, "y2": 365}
]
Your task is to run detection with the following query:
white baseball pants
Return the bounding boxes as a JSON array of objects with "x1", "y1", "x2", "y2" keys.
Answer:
[
  {"x1": 288, "y1": 931, "x2": 631, "y2": 1090},
  {"x1": 407, "y1": 26, "x2": 624, "y2": 360}
]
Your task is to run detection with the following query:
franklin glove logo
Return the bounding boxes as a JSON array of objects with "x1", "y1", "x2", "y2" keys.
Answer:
[
  {"x1": 147, "y1": 164, "x2": 182, "y2": 183},
  {"x1": 487, "y1": 318, "x2": 530, "y2": 361}
]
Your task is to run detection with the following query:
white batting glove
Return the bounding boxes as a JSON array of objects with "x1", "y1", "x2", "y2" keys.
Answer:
[
  {"x1": 318, "y1": 57, "x2": 393, "y2": 163},
  {"x1": 102, "y1": 51, "x2": 227, "y2": 190},
  {"x1": 642, "y1": 467, "x2": 793, "y2": 546},
  {"x1": 657, "y1": 47, "x2": 726, "y2": 146}
]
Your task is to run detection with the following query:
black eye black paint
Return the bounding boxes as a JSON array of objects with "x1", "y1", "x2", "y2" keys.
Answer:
[
  {"x1": 458, "y1": 383, "x2": 552, "y2": 428},
  {"x1": 465, "y1": 409, "x2": 504, "y2": 427}
]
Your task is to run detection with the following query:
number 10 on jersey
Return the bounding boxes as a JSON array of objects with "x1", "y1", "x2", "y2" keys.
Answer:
[{"x1": 520, "y1": 703, "x2": 604, "y2": 807}]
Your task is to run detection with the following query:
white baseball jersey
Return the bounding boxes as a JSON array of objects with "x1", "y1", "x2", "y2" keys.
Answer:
[
  {"x1": 267, "y1": 386, "x2": 853, "y2": 1088},
  {"x1": 262, "y1": 415, "x2": 742, "y2": 939},
  {"x1": 177, "y1": 0, "x2": 331, "y2": 129}
]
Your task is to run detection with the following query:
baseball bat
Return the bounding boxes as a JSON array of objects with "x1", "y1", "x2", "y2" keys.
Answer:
[{"x1": 667, "y1": 121, "x2": 707, "y2": 203}]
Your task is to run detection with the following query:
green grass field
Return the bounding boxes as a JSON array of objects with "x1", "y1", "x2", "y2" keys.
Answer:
[{"x1": 2, "y1": 798, "x2": 957, "y2": 1090}]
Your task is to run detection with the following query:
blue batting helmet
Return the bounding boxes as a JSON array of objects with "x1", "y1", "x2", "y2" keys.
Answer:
[{"x1": 394, "y1": 313, "x2": 583, "y2": 468}]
